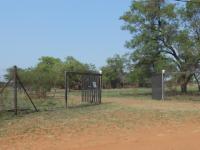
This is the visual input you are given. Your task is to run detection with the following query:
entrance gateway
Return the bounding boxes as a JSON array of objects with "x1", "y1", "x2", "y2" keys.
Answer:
[{"x1": 65, "y1": 71, "x2": 102, "y2": 108}]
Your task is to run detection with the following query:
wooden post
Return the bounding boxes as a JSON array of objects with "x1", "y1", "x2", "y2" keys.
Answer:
[
  {"x1": 13, "y1": 66, "x2": 17, "y2": 115},
  {"x1": 65, "y1": 71, "x2": 68, "y2": 109}
]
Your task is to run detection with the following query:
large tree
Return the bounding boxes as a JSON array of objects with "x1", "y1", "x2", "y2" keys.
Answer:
[
  {"x1": 101, "y1": 54, "x2": 128, "y2": 88},
  {"x1": 121, "y1": 0, "x2": 200, "y2": 92}
]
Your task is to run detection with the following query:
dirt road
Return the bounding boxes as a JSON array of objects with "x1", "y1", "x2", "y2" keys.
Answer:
[{"x1": 1, "y1": 122, "x2": 200, "y2": 150}]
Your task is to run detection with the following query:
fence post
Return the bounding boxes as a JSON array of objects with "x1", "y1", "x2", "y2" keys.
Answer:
[
  {"x1": 162, "y1": 70, "x2": 165, "y2": 101},
  {"x1": 13, "y1": 66, "x2": 18, "y2": 115},
  {"x1": 99, "y1": 71, "x2": 102, "y2": 104},
  {"x1": 65, "y1": 71, "x2": 68, "y2": 109}
]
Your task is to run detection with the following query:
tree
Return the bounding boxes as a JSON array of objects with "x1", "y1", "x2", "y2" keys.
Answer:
[
  {"x1": 4, "y1": 56, "x2": 98, "y2": 98},
  {"x1": 101, "y1": 54, "x2": 128, "y2": 88},
  {"x1": 180, "y1": 2, "x2": 200, "y2": 91},
  {"x1": 128, "y1": 53, "x2": 175, "y2": 87},
  {"x1": 63, "y1": 56, "x2": 91, "y2": 72},
  {"x1": 121, "y1": 0, "x2": 200, "y2": 93},
  {"x1": 33, "y1": 57, "x2": 62, "y2": 97},
  {"x1": 62, "y1": 56, "x2": 97, "y2": 89}
]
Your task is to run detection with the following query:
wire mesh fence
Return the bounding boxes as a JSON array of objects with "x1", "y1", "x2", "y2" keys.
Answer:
[
  {"x1": 0, "y1": 83, "x2": 14, "y2": 111},
  {"x1": 2, "y1": 65, "x2": 200, "y2": 116},
  {"x1": 0, "y1": 67, "x2": 102, "y2": 115},
  {"x1": 0, "y1": 69, "x2": 13, "y2": 111},
  {"x1": 164, "y1": 72, "x2": 200, "y2": 100}
]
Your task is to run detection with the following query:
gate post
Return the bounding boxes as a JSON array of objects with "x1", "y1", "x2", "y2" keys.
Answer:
[
  {"x1": 162, "y1": 70, "x2": 165, "y2": 101},
  {"x1": 13, "y1": 66, "x2": 18, "y2": 115},
  {"x1": 99, "y1": 70, "x2": 102, "y2": 104}
]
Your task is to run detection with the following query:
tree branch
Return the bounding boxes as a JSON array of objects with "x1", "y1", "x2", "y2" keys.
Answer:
[{"x1": 159, "y1": 37, "x2": 181, "y2": 63}]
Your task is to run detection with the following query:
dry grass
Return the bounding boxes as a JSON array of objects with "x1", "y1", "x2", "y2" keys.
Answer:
[
  {"x1": 1, "y1": 88, "x2": 200, "y2": 150},
  {"x1": 1, "y1": 96, "x2": 200, "y2": 137}
]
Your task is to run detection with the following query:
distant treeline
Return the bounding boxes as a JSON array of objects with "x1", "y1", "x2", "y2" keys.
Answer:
[{"x1": 3, "y1": 54, "x2": 149, "y2": 98}]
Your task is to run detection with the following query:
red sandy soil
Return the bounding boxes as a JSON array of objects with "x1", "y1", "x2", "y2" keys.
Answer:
[
  {"x1": 1, "y1": 98, "x2": 200, "y2": 150},
  {"x1": 0, "y1": 122, "x2": 200, "y2": 150}
]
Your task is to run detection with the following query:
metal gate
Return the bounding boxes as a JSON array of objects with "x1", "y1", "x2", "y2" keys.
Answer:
[
  {"x1": 152, "y1": 73, "x2": 164, "y2": 100},
  {"x1": 65, "y1": 72, "x2": 102, "y2": 108}
]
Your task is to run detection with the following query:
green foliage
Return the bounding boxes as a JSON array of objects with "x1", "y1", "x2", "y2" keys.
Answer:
[
  {"x1": 121, "y1": 0, "x2": 200, "y2": 91},
  {"x1": 5, "y1": 56, "x2": 97, "y2": 98},
  {"x1": 101, "y1": 54, "x2": 128, "y2": 88}
]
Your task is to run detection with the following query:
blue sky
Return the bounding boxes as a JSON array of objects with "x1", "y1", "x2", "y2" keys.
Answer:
[{"x1": 0, "y1": 0, "x2": 132, "y2": 75}]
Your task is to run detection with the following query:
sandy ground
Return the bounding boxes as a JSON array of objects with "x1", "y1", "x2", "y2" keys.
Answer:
[
  {"x1": 0, "y1": 122, "x2": 200, "y2": 150},
  {"x1": 1, "y1": 98, "x2": 200, "y2": 150}
]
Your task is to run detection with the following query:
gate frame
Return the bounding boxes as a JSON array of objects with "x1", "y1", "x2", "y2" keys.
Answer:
[{"x1": 64, "y1": 71, "x2": 102, "y2": 108}]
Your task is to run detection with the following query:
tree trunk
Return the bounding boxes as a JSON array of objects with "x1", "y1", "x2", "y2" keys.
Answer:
[
  {"x1": 52, "y1": 87, "x2": 57, "y2": 98},
  {"x1": 194, "y1": 74, "x2": 200, "y2": 92},
  {"x1": 181, "y1": 83, "x2": 187, "y2": 93},
  {"x1": 180, "y1": 73, "x2": 193, "y2": 93}
]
